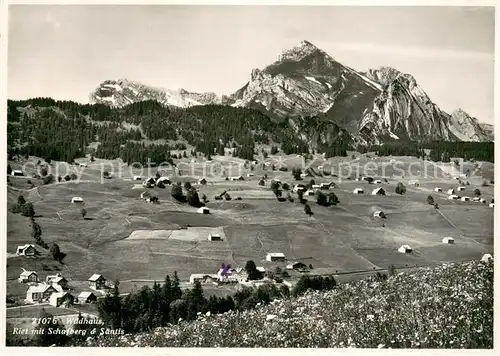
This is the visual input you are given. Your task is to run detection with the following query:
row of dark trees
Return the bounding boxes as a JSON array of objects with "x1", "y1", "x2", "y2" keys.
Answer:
[
  {"x1": 96, "y1": 270, "x2": 339, "y2": 335},
  {"x1": 361, "y1": 139, "x2": 494, "y2": 163},
  {"x1": 8, "y1": 98, "x2": 493, "y2": 165}
]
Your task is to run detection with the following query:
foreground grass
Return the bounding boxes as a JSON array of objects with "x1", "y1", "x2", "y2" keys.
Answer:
[{"x1": 81, "y1": 260, "x2": 493, "y2": 348}]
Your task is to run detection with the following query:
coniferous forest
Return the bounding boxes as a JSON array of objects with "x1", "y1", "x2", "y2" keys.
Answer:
[{"x1": 7, "y1": 98, "x2": 493, "y2": 163}]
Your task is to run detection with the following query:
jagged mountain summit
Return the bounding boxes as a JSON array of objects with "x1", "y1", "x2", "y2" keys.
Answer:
[
  {"x1": 89, "y1": 79, "x2": 222, "y2": 108},
  {"x1": 89, "y1": 41, "x2": 493, "y2": 143}
]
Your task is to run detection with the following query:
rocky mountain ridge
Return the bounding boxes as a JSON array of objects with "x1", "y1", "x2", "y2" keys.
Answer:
[{"x1": 89, "y1": 41, "x2": 493, "y2": 144}]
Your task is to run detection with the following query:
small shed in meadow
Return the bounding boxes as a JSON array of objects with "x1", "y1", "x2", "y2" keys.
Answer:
[
  {"x1": 266, "y1": 252, "x2": 286, "y2": 262},
  {"x1": 207, "y1": 233, "x2": 222, "y2": 241},
  {"x1": 442, "y1": 237, "x2": 455, "y2": 244},
  {"x1": 373, "y1": 211, "x2": 386, "y2": 219},
  {"x1": 398, "y1": 245, "x2": 412, "y2": 254},
  {"x1": 198, "y1": 207, "x2": 210, "y2": 214},
  {"x1": 372, "y1": 188, "x2": 386, "y2": 195},
  {"x1": 481, "y1": 254, "x2": 493, "y2": 262}
]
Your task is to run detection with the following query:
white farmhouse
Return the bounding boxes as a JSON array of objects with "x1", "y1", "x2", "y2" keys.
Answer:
[
  {"x1": 408, "y1": 180, "x2": 419, "y2": 186},
  {"x1": 71, "y1": 197, "x2": 84, "y2": 203},
  {"x1": 481, "y1": 254, "x2": 493, "y2": 262},
  {"x1": 266, "y1": 252, "x2": 285, "y2": 262},
  {"x1": 442, "y1": 237, "x2": 455, "y2": 244},
  {"x1": 372, "y1": 188, "x2": 385, "y2": 195},
  {"x1": 353, "y1": 188, "x2": 364, "y2": 194},
  {"x1": 207, "y1": 233, "x2": 222, "y2": 241},
  {"x1": 11, "y1": 170, "x2": 24, "y2": 177},
  {"x1": 398, "y1": 245, "x2": 412, "y2": 254},
  {"x1": 434, "y1": 187, "x2": 442, "y2": 192},
  {"x1": 198, "y1": 207, "x2": 210, "y2": 214}
]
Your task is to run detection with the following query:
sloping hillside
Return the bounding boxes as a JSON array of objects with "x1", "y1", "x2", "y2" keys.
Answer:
[{"x1": 80, "y1": 260, "x2": 493, "y2": 348}]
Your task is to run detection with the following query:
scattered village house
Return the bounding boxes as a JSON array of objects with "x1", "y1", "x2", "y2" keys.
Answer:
[
  {"x1": 434, "y1": 187, "x2": 442, "y2": 192},
  {"x1": 373, "y1": 211, "x2": 386, "y2": 219},
  {"x1": 207, "y1": 233, "x2": 222, "y2": 241},
  {"x1": 16, "y1": 244, "x2": 36, "y2": 257},
  {"x1": 293, "y1": 184, "x2": 306, "y2": 192},
  {"x1": 304, "y1": 190, "x2": 315, "y2": 196},
  {"x1": 460, "y1": 196, "x2": 471, "y2": 202},
  {"x1": 230, "y1": 176, "x2": 244, "y2": 181},
  {"x1": 26, "y1": 284, "x2": 58, "y2": 303},
  {"x1": 79, "y1": 163, "x2": 87, "y2": 167},
  {"x1": 481, "y1": 254, "x2": 493, "y2": 262},
  {"x1": 198, "y1": 207, "x2": 210, "y2": 214},
  {"x1": 372, "y1": 188, "x2": 385, "y2": 195},
  {"x1": 88, "y1": 274, "x2": 107, "y2": 291},
  {"x1": 266, "y1": 252, "x2": 286, "y2": 262},
  {"x1": 489, "y1": 203, "x2": 495, "y2": 208},
  {"x1": 11, "y1": 170, "x2": 24, "y2": 176},
  {"x1": 49, "y1": 292, "x2": 74, "y2": 307},
  {"x1": 442, "y1": 237, "x2": 455, "y2": 244},
  {"x1": 457, "y1": 186, "x2": 466, "y2": 192},
  {"x1": 217, "y1": 264, "x2": 239, "y2": 283},
  {"x1": 46, "y1": 273, "x2": 68, "y2": 290},
  {"x1": 133, "y1": 175, "x2": 142, "y2": 181},
  {"x1": 409, "y1": 180, "x2": 419, "y2": 186},
  {"x1": 71, "y1": 196, "x2": 84, "y2": 203},
  {"x1": 78, "y1": 291, "x2": 97, "y2": 304},
  {"x1": 319, "y1": 183, "x2": 330, "y2": 190},
  {"x1": 398, "y1": 245, "x2": 412, "y2": 254},
  {"x1": 190, "y1": 273, "x2": 217, "y2": 284},
  {"x1": 286, "y1": 261, "x2": 307, "y2": 270},
  {"x1": 312, "y1": 184, "x2": 321, "y2": 190},
  {"x1": 198, "y1": 177, "x2": 207, "y2": 185},
  {"x1": 374, "y1": 179, "x2": 382, "y2": 184},
  {"x1": 18, "y1": 269, "x2": 39, "y2": 283},
  {"x1": 447, "y1": 189, "x2": 455, "y2": 194},
  {"x1": 157, "y1": 176, "x2": 171, "y2": 184},
  {"x1": 448, "y1": 195, "x2": 459, "y2": 200},
  {"x1": 353, "y1": 188, "x2": 364, "y2": 194},
  {"x1": 143, "y1": 177, "x2": 156, "y2": 186}
]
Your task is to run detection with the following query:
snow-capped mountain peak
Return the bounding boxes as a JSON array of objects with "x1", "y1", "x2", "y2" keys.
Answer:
[
  {"x1": 277, "y1": 40, "x2": 321, "y2": 62},
  {"x1": 89, "y1": 79, "x2": 222, "y2": 108}
]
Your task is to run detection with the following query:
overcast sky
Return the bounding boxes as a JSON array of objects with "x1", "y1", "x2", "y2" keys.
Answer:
[{"x1": 7, "y1": 5, "x2": 495, "y2": 124}]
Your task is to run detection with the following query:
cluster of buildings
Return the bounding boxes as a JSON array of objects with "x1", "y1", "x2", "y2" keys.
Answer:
[
  {"x1": 19, "y1": 270, "x2": 107, "y2": 308},
  {"x1": 189, "y1": 253, "x2": 289, "y2": 286},
  {"x1": 292, "y1": 182, "x2": 336, "y2": 197}
]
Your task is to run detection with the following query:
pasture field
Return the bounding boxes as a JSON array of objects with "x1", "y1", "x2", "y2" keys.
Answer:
[{"x1": 6, "y1": 153, "x2": 494, "y2": 302}]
